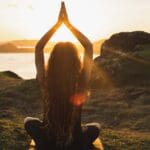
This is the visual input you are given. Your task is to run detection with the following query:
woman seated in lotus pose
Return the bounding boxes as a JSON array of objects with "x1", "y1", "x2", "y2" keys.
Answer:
[{"x1": 24, "y1": 2, "x2": 100, "y2": 150}]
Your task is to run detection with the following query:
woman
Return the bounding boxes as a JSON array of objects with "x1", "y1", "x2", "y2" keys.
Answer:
[{"x1": 24, "y1": 2, "x2": 100, "y2": 150}]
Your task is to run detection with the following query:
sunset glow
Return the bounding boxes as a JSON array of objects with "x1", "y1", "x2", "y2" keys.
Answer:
[{"x1": 0, "y1": 0, "x2": 150, "y2": 42}]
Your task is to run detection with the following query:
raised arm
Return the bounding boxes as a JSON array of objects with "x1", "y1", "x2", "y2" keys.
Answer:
[
  {"x1": 62, "y1": 2, "x2": 93, "y2": 84},
  {"x1": 35, "y1": 4, "x2": 63, "y2": 87}
]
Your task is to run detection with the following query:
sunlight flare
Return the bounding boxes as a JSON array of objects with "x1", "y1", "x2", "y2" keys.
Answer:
[{"x1": 51, "y1": 24, "x2": 78, "y2": 42}]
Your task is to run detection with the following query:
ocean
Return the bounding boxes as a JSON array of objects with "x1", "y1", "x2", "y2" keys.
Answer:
[{"x1": 0, "y1": 53, "x2": 98, "y2": 79}]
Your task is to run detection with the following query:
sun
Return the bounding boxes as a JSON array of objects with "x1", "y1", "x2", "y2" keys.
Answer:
[
  {"x1": 51, "y1": 24, "x2": 78, "y2": 42},
  {"x1": 19, "y1": 0, "x2": 81, "y2": 42},
  {"x1": 0, "y1": 0, "x2": 123, "y2": 41},
  {"x1": 13, "y1": 0, "x2": 105, "y2": 42}
]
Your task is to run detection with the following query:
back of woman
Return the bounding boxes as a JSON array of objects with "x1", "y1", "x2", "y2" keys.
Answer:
[
  {"x1": 24, "y1": 2, "x2": 100, "y2": 150},
  {"x1": 42, "y1": 42, "x2": 85, "y2": 148}
]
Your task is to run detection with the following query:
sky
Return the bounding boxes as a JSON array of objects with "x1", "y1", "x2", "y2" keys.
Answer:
[{"x1": 0, "y1": 0, "x2": 150, "y2": 42}]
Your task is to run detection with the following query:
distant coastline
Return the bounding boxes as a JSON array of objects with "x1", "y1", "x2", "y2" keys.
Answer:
[
  {"x1": 0, "y1": 40, "x2": 54, "y2": 53},
  {"x1": 0, "y1": 39, "x2": 105, "y2": 54}
]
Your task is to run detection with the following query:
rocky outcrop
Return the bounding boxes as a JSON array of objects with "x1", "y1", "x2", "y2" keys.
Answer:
[
  {"x1": 91, "y1": 31, "x2": 150, "y2": 88},
  {"x1": 1, "y1": 71, "x2": 22, "y2": 79},
  {"x1": 101, "y1": 31, "x2": 150, "y2": 57}
]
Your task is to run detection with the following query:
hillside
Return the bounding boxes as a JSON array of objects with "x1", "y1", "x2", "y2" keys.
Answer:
[
  {"x1": 0, "y1": 43, "x2": 18, "y2": 53},
  {"x1": 0, "y1": 40, "x2": 56, "y2": 53},
  {"x1": 0, "y1": 71, "x2": 150, "y2": 149}
]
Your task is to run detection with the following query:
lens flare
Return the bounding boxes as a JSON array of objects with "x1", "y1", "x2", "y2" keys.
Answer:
[{"x1": 70, "y1": 92, "x2": 87, "y2": 106}]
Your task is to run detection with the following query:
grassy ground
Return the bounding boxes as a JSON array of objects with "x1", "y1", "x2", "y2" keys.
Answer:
[
  {"x1": 137, "y1": 49, "x2": 150, "y2": 60},
  {"x1": 0, "y1": 73, "x2": 150, "y2": 150}
]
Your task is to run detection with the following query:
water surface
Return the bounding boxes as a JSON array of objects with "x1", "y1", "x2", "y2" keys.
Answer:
[{"x1": 0, "y1": 53, "x2": 98, "y2": 79}]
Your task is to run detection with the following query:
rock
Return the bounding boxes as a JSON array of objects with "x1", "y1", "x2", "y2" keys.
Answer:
[
  {"x1": 101, "y1": 31, "x2": 150, "y2": 56},
  {"x1": 90, "y1": 31, "x2": 150, "y2": 88},
  {"x1": 1, "y1": 71, "x2": 22, "y2": 79}
]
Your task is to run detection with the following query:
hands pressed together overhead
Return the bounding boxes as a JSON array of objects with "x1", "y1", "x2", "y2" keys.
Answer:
[
  {"x1": 35, "y1": 1, "x2": 93, "y2": 86},
  {"x1": 57, "y1": 1, "x2": 70, "y2": 27}
]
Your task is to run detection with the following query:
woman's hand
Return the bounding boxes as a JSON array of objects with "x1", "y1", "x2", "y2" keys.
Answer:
[
  {"x1": 56, "y1": 2, "x2": 64, "y2": 26},
  {"x1": 61, "y1": 2, "x2": 70, "y2": 26},
  {"x1": 35, "y1": 2, "x2": 66, "y2": 87},
  {"x1": 60, "y1": 2, "x2": 93, "y2": 85}
]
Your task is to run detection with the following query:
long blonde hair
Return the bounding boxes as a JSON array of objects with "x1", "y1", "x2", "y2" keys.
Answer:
[{"x1": 44, "y1": 42, "x2": 84, "y2": 146}]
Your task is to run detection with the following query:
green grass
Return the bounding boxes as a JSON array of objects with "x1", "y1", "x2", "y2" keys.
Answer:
[
  {"x1": 0, "y1": 72, "x2": 150, "y2": 149},
  {"x1": 0, "y1": 118, "x2": 29, "y2": 149},
  {"x1": 137, "y1": 49, "x2": 150, "y2": 60},
  {"x1": 101, "y1": 129, "x2": 150, "y2": 150}
]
